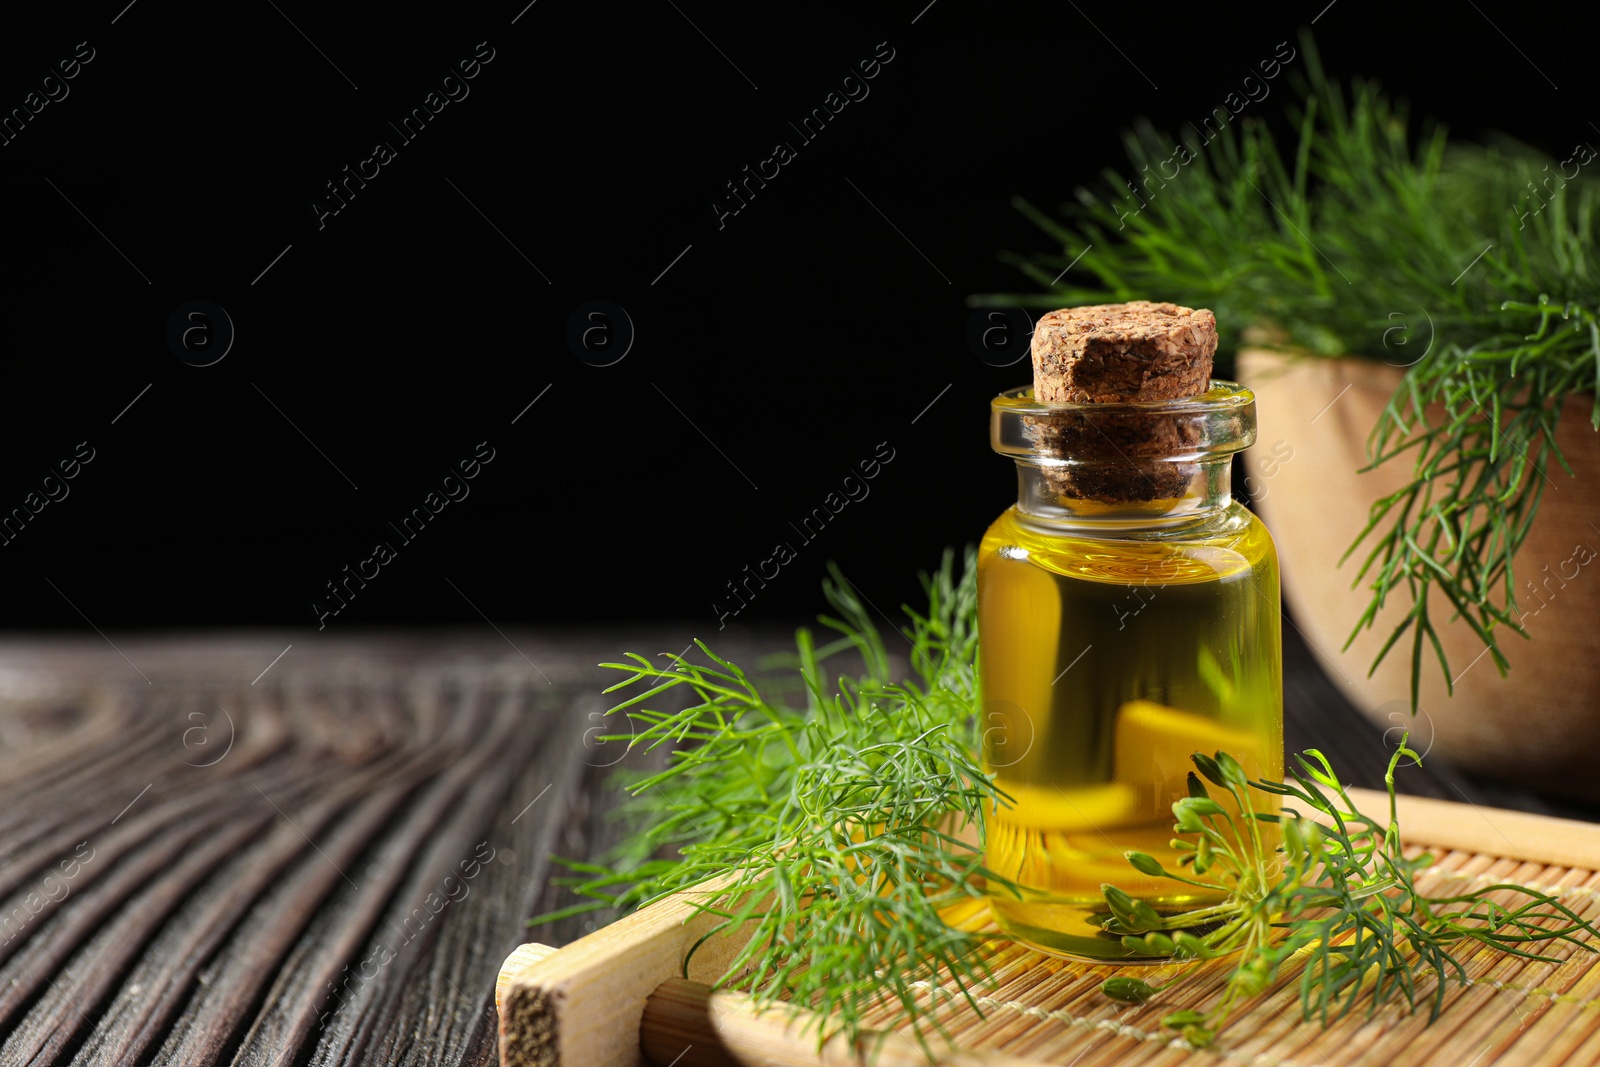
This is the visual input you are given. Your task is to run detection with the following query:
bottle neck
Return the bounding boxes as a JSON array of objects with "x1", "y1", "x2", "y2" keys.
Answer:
[
  {"x1": 991, "y1": 381, "x2": 1256, "y2": 535},
  {"x1": 1012, "y1": 455, "x2": 1235, "y2": 533}
]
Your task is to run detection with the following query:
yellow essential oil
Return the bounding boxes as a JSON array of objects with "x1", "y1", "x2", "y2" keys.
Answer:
[{"x1": 979, "y1": 381, "x2": 1283, "y2": 961}]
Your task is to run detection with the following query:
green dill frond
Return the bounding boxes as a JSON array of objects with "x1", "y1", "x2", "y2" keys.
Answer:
[
  {"x1": 536, "y1": 548, "x2": 1011, "y2": 1053},
  {"x1": 983, "y1": 28, "x2": 1600, "y2": 700},
  {"x1": 1104, "y1": 737, "x2": 1600, "y2": 1046}
]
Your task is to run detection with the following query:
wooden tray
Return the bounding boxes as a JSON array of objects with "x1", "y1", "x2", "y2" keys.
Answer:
[{"x1": 496, "y1": 789, "x2": 1600, "y2": 1067}]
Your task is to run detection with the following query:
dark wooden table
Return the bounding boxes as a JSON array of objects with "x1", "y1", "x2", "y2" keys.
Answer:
[{"x1": 0, "y1": 626, "x2": 1591, "y2": 1067}]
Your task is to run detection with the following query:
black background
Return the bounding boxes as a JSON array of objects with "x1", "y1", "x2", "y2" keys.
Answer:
[{"x1": 0, "y1": 0, "x2": 1582, "y2": 635}]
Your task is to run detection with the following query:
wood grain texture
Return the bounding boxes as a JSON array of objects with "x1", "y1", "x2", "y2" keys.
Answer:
[
  {"x1": 0, "y1": 633, "x2": 652, "y2": 1067},
  {"x1": 0, "y1": 626, "x2": 1590, "y2": 1067}
]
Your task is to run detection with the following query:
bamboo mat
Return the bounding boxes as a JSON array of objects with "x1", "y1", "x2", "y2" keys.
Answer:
[
  {"x1": 499, "y1": 792, "x2": 1600, "y2": 1067},
  {"x1": 860, "y1": 850, "x2": 1600, "y2": 1065}
]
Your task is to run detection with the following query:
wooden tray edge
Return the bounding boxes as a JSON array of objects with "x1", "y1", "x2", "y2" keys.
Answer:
[{"x1": 1348, "y1": 787, "x2": 1600, "y2": 870}]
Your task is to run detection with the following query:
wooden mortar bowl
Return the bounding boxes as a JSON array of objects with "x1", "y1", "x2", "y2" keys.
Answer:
[{"x1": 1239, "y1": 347, "x2": 1600, "y2": 801}]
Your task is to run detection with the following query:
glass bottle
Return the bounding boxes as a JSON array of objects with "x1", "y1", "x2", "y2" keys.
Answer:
[{"x1": 978, "y1": 380, "x2": 1283, "y2": 961}]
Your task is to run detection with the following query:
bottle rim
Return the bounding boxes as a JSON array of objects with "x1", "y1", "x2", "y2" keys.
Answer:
[
  {"x1": 991, "y1": 379, "x2": 1256, "y2": 519},
  {"x1": 991, "y1": 377, "x2": 1258, "y2": 465},
  {"x1": 992, "y1": 379, "x2": 1255, "y2": 417}
]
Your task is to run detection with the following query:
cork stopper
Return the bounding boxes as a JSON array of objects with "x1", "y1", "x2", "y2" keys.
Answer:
[
  {"x1": 1026, "y1": 301, "x2": 1219, "y2": 503},
  {"x1": 1032, "y1": 301, "x2": 1217, "y2": 403}
]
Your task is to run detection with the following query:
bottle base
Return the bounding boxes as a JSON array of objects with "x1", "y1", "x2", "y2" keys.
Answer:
[
  {"x1": 989, "y1": 896, "x2": 1162, "y2": 962},
  {"x1": 989, "y1": 895, "x2": 1229, "y2": 964}
]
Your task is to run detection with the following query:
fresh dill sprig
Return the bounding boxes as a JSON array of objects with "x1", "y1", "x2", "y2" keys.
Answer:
[
  {"x1": 1100, "y1": 740, "x2": 1600, "y2": 1047},
  {"x1": 538, "y1": 556, "x2": 1596, "y2": 1056},
  {"x1": 534, "y1": 549, "x2": 1012, "y2": 1052},
  {"x1": 979, "y1": 28, "x2": 1600, "y2": 705}
]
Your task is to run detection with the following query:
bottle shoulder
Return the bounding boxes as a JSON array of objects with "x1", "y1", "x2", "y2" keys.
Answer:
[{"x1": 981, "y1": 505, "x2": 1276, "y2": 584}]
